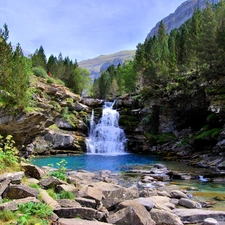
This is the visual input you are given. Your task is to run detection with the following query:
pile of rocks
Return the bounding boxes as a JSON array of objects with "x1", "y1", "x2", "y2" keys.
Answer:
[{"x1": 0, "y1": 162, "x2": 225, "y2": 225}]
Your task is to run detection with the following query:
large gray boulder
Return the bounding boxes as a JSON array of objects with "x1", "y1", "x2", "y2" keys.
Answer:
[
  {"x1": 173, "y1": 209, "x2": 225, "y2": 224},
  {"x1": 107, "y1": 200, "x2": 155, "y2": 225},
  {"x1": 133, "y1": 197, "x2": 155, "y2": 211},
  {"x1": 39, "y1": 176, "x2": 66, "y2": 189},
  {"x1": 54, "y1": 207, "x2": 107, "y2": 221},
  {"x1": 21, "y1": 162, "x2": 46, "y2": 179},
  {"x1": 90, "y1": 182, "x2": 139, "y2": 209},
  {"x1": 203, "y1": 218, "x2": 219, "y2": 225},
  {"x1": 75, "y1": 197, "x2": 97, "y2": 209},
  {"x1": 150, "y1": 209, "x2": 183, "y2": 225},
  {"x1": 57, "y1": 218, "x2": 112, "y2": 225},
  {"x1": 67, "y1": 170, "x2": 95, "y2": 186},
  {"x1": 78, "y1": 185, "x2": 104, "y2": 201},
  {"x1": 178, "y1": 198, "x2": 202, "y2": 209},
  {"x1": 0, "y1": 171, "x2": 24, "y2": 183},
  {"x1": 170, "y1": 190, "x2": 188, "y2": 199},
  {"x1": 3, "y1": 184, "x2": 38, "y2": 199}
]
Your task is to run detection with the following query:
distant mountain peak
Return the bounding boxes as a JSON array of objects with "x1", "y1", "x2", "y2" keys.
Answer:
[
  {"x1": 147, "y1": 0, "x2": 220, "y2": 39},
  {"x1": 78, "y1": 50, "x2": 135, "y2": 80}
]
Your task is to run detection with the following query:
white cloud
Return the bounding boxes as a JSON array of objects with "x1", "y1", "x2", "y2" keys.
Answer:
[{"x1": 0, "y1": 0, "x2": 184, "y2": 61}]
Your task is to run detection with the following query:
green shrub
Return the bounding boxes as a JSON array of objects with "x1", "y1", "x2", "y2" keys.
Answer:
[
  {"x1": 48, "y1": 159, "x2": 68, "y2": 181},
  {"x1": 46, "y1": 188, "x2": 58, "y2": 199},
  {"x1": 0, "y1": 135, "x2": 20, "y2": 173},
  {"x1": 0, "y1": 210, "x2": 15, "y2": 222},
  {"x1": 17, "y1": 202, "x2": 53, "y2": 225},
  {"x1": 145, "y1": 132, "x2": 177, "y2": 144},
  {"x1": 194, "y1": 128, "x2": 223, "y2": 140},
  {"x1": 32, "y1": 67, "x2": 48, "y2": 78},
  {"x1": 57, "y1": 191, "x2": 74, "y2": 200}
]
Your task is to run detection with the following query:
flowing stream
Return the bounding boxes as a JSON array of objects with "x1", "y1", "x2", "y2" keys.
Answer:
[{"x1": 85, "y1": 101, "x2": 127, "y2": 154}]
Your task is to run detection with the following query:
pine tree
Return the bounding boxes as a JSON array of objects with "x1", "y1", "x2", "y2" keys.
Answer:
[
  {"x1": 187, "y1": 9, "x2": 202, "y2": 73},
  {"x1": 10, "y1": 44, "x2": 31, "y2": 108},
  {"x1": 215, "y1": 0, "x2": 225, "y2": 74},
  {"x1": 157, "y1": 21, "x2": 170, "y2": 77},
  {"x1": 31, "y1": 45, "x2": 47, "y2": 69},
  {"x1": 0, "y1": 24, "x2": 12, "y2": 92},
  {"x1": 168, "y1": 29, "x2": 178, "y2": 76},
  {"x1": 198, "y1": 2, "x2": 217, "y2": 74},
  {"x1": 47, "y1": 55, "x2": 57, "y2": 76}
]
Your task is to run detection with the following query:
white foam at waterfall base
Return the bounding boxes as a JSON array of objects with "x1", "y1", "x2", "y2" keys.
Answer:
[{"x1": 86, "y1": 102, "x2": 127, "y2": 155}]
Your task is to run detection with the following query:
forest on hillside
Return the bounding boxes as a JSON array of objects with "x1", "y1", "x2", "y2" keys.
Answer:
[
  {"x1": 0, "y1": 25, "x2": 91, "y2": 110},
  {"x1": 1, "y1": 1, "x2": 225, "y2": 110},
  {"x1": 93, "y1": 1, "x2": 225, "y2": 100}
]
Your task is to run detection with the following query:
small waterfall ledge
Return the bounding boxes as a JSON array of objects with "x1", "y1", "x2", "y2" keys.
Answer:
[{"x1": 86, "y1": 101, "x2": 127, "y2": 154}]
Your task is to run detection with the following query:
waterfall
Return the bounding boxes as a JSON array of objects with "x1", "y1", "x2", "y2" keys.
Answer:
[{"x1": 86, "y1": 101, "x2": 127, "y2": 154}]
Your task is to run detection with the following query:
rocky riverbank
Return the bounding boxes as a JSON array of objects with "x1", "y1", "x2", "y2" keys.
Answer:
[
  {"x1": 1, "y1": 162, "x2": 225, "y2": 225},
  {"x1": 1, "y1": 75, "x2": 225, "y2": 177}
]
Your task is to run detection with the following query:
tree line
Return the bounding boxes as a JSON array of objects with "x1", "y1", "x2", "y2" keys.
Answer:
[
  {"x1": 0, "y1": 25, "x2": 90, "y2": 110},
  {"x1": 93, "y1": 0, "x2": 225, "y2": 99},
  {"x1": 31, "y1": 46, "x2": 90, "y2": 95}
]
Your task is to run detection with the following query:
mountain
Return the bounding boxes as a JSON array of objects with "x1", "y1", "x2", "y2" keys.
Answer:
[
  {"x1": 147, "y1": 0, "x2": 220, "y2": 39},
  {"x1": 78, "y1": 50, "x2": 136, "y2": 80}
]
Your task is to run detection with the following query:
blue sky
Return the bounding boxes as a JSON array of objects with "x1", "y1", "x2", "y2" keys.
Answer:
[{"x1": 0, "y1": 0, "x2": 184, "y2": 62}]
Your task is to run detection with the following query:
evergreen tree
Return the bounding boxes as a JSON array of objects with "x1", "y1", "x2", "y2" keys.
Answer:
[
  {"x1": 177, "y1": 24, "x2": 189, "y2": 71},
  {"x1": 10, "y1": 44, "x2": 31, "y2": 108},
  {"x1": 187, "y1": 9, "x2": 202, "y2": 73},
  {"x1": 46, "y1": 54, "x2": 58, "y2": 76},
  {"x1": 168, "y1": 29, "x2": 178, "y2": 76},
  {"x1": 0, "y1": 24, "x2": 12, "y2": 92},
  {"x1": 215, "y1": 0, "x2": 225, "y2": 74},
  {"x1": 31, "y1": 45, "x2": 47, "y2": 69},
  {"x1": 198, "y1": 2, "x2": 217, "y2": 75}
]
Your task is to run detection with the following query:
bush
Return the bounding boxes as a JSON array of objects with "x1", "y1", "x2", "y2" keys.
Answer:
[
  {"x1": 0, "y1": 135, "x2": 20, "y2": 173},
  {"x1": 17, "y1": 202, "x2": 53, "y2": 225},
  {"x1": 48, "y1": 159, "x2": 68, "y2": 181},
  {"x1": 57, "y1": 191, "x2": 75, "y2": 200},
  {"x1": 0, "y1": 210, "x2": 15, "y2": 222},
  {"x1": 32, "y1": 67, "x2": 48, "y2": 78}
]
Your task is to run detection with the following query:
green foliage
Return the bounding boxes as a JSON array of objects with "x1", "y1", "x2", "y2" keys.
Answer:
[
  {"x1": 62, "y1": 106, "x2": 78, "y2": 127},
  {"x1": 0, "y1": 210, "x2": 15, "y2": 222},
  {"x1": 145, "y1": 132, "x2": 177, "y2": 144},
  {"x1": 48, "y1": 159, "x2": 68, "y2": 181},
  {"x1": 57, "y1": 191, "x2": 75, "y2": 200},
  {"x1": 32, "y1": 66, "x2": 48, "y2": 78},
  {"x1": 132, "y1": 1, "x2": 225, "y2": 101},
  {"x1": 17, "y1": 202, "x2": 53, "y2": 225},
  {"x1": 194, "y1": 128, "x2": 222, "y2": 140},
  {"x1": 0, "y1": 27, "x2": 32, "y2": 110},
  {"x1": 31, "y1": 45, "x2": 47, "y2": 69},
  {"x1": 46, "y1": 188, "x2": 58, "y2": 199},
  {"x1": 0, "y1": 135, "x2": 20, "y2": 173},
  {"x1": 28, "y1": 183, "x2": 40, "y2": 189},
  {"x1": 91, "y1": 61, "x2": 138, "y2": 99}
]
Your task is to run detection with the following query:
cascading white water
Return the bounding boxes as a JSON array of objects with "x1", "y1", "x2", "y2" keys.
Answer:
[{"x1": 86, "y1": 101, "x2": 127, "y2": 154}]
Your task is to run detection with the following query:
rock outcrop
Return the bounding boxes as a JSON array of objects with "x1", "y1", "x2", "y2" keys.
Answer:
[{"x1": 0, "y1": 76, "x2": 95, "y2": 155}]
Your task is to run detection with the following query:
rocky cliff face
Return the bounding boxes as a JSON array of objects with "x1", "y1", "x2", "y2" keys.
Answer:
[
  {"x1": 147, "y1": 0, "x2": 220, "y2": 39},
  {"x1": 0, "y1": 76, "x2": 104, "y2": 156}
]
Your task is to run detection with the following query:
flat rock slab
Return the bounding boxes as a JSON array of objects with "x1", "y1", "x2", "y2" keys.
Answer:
[
  {"x1": 57, "y1": 218, "x2": 112, "y2": 225},
  {"x1": 3, "y1": 184, "x2": 38, "y2": 199},
  {"x1": 173, "y1": 209, "x2": 225, "y2": 224}
]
